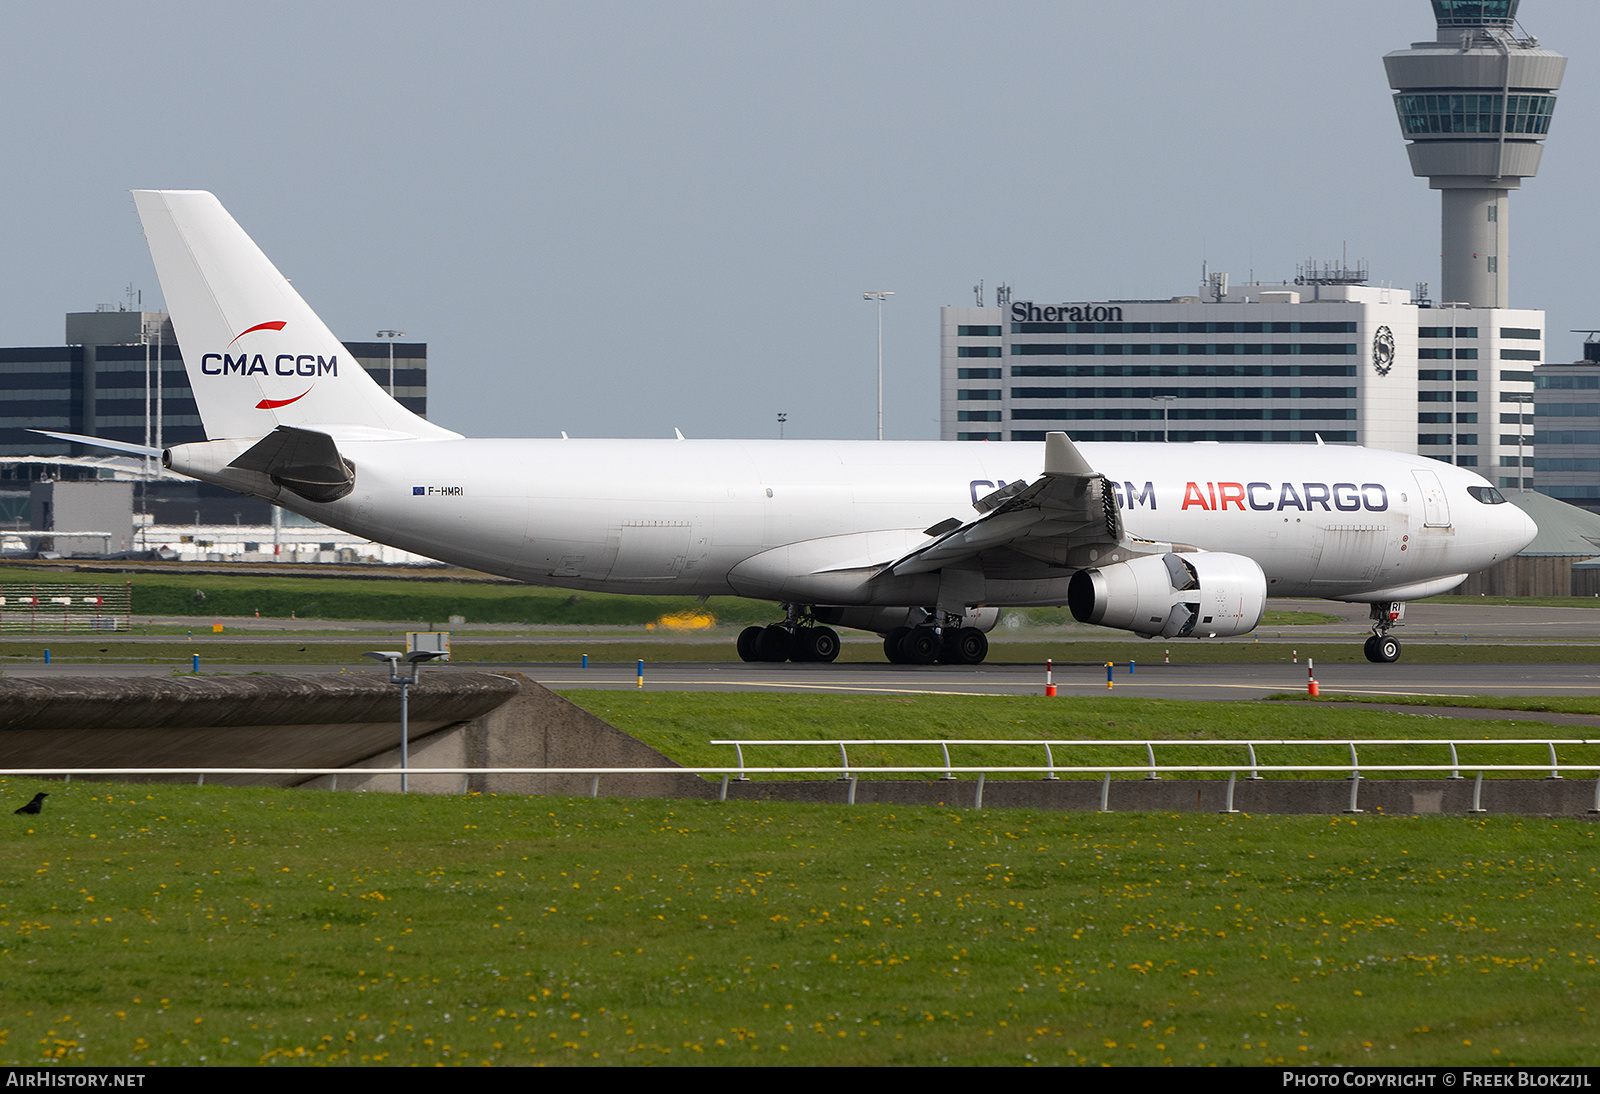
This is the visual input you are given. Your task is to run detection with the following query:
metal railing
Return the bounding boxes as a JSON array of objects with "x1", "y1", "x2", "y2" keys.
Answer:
[
  {"x1": 710, "y1": 736, "x2": 1599, "y2": 783},
  {"x1": 5, "y1": 753, "x2": 1600, "y2": 814}
]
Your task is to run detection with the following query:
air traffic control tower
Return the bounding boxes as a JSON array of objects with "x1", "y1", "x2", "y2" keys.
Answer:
[{"x1": 1384, "y1": 1, "x2": 1565, "y2": 308}]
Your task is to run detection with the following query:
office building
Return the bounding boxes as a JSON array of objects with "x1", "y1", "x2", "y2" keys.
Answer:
[
  {"x1": 941, "y1": 280, "x2": 1543, "y2": 482},
  {"x1": 0, "y1": 309, "x2": 428, "y2": 458}
]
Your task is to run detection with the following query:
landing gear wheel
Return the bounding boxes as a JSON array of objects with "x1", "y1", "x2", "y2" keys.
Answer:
[
  {"x1": 884, "y1": 626, "x2": 911, "y2": 664},
  {"x1": 938, "y1": 627, "x2": 989, "y2": 665},
  {"x1": 753, "y1": 624, "x2": 793, "y2": 663},
  {"x1": 1364, "y1": 634, "x2": 1401, "y2": 663},
  {"x1": 736, "y1": 626, "x2": 763, "y2": 663},
  {"x1": 794, "y1": 626, "x2": 839, "y2": 663},
  {"x1": 899, "y1": 628, "x2": 940, "y2": 665},
  {"x1": 951, "y1": 627, "x2": 988, "y2": 665}
]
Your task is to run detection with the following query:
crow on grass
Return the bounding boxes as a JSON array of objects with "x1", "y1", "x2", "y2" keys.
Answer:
[{"x1": 14, "y1": 792, "x2": 47, "y2": 815}]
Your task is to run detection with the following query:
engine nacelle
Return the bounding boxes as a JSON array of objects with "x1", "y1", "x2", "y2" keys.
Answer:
[{"x1": 1067, "y1": 552, "x2": 1266, "y2": 639}]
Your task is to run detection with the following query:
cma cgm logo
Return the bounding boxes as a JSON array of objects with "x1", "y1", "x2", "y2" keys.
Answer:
[{"x1": 198, "y1": 321, "x2": 340, "y2": 379}]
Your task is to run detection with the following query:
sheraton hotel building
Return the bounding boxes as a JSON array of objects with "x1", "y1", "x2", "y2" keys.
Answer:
[{"x1": 939, "y1": 280, "x2": 1546, "y2": 491}]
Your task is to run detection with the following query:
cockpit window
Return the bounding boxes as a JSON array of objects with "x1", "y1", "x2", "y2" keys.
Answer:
[{"x1": 1467, "y1": 486, "x2": 1507, "y2": 504}]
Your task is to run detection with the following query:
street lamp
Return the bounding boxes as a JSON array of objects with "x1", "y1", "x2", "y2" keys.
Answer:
[
  {"x1": 1149, "y1": 394, "x2": 1176, "y2": 442},
  {"x1": 777, "y1": 412, "x2": 787, "y2": 439},
  {"x1": 364, "y1": 649, "x2": 447, "y2": 792},
  {"x1": 1506, "y1": 392, "x2": 1533, "y2": 491},
  {"x1": 862, "y1": 292, "x2": 893, "y2": 440},
  {"x1": 376, "y1": 330, "x2": 406, "y2": 396}
]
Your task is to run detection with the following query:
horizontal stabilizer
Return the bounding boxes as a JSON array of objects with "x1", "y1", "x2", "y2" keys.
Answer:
[{"x1": 30, "y1": 429, "x2": 161, "y2": 458}]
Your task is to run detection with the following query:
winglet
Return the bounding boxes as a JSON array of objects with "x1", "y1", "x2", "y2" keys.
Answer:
[{"x1": 1043, "y1": 431, "x2": 1094, "y2": 476}]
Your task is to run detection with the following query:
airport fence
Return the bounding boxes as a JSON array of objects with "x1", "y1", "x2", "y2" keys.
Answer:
[
  {"x1": 7, "y1": 751, "x2": 1600, "y2": 814},
  {"x1": 0, "y1": 583, "x2": 132, "y2": 633}
]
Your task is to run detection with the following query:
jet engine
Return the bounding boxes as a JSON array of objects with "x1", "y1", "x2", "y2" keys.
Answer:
[{"x1": 1068, "y1": 552, "x2": 1266, "y2": 639}]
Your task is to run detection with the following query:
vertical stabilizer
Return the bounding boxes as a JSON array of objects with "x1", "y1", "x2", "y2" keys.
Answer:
[{"x1": 132, "y1": 190, "x2": 458, "y2": 441}]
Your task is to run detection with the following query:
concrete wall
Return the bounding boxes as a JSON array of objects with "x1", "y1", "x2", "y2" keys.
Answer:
[
  {"x1": 0, "y1": 671, "x2": 520, "y2": 785},
  {"x1": 330, "y1": 674, "x2": 709, "y2": 799}
]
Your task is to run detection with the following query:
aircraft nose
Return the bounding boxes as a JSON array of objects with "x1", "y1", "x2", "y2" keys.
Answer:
[{"x1": 1515, "y1": 505, "x2": 1538, "y2": 551}]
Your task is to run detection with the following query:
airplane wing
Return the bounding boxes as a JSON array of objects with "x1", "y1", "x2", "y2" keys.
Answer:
[{"x1": 883, "y1": 431, "x2": 1145, "y2": 577}]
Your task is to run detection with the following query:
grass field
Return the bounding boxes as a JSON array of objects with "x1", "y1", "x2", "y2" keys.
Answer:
[
  {"x1": 0, "y1": 779, "x2": 1595, "y2": 1067},
  {"x1": 1274, "y1": 693, "x2": 1600, "y2": 717},
  {"x1": 0, "y1": 566, "x2": 780, "y2": 627},
  {"x1": 558, "y1": 691, "x2": 1600, "y2": 781}
]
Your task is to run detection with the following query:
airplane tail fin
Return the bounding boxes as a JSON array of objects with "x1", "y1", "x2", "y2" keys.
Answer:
[{"x1": 132, "y1": 190, "x2": 458, "y2": 443}]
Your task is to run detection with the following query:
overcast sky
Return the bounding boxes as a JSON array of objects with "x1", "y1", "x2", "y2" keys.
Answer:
[{"x1": 1, "y1": 1, "x2": 1594, "y2": 441}]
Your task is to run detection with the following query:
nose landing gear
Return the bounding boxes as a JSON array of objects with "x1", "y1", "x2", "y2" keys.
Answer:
[{"x1": 1363, "y1": 601, "x2": 1405, "y2": 663}]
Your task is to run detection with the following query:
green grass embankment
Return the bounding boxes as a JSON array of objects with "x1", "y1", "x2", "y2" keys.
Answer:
[
  {"x1": 558, "y1": 692, "x2": 1600, "y2": 780},
  {"x1": 1, "y1": 781, "x2": 1595, "y2": 1067},
  {"x1": 0, "y1": 566, "x2": 777, "y2": 626}
]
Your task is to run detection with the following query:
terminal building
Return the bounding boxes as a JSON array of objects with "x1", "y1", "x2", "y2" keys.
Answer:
[{"x1": 1531, "y1": 337, "x2": 1600, "y2": 513}]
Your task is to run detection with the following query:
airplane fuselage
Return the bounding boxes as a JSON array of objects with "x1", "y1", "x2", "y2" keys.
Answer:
[{"x1": 220, "y1": 437, "x2": 1533, "y2": 607}]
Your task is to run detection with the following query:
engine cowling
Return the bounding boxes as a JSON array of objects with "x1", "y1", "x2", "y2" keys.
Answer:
[{"x1": 1067, "y1": 552, "x2": 1266, "y2": 639}]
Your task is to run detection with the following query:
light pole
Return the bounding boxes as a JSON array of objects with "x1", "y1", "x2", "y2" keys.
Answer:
[
  {"x1": 1149, "y1": 394, "x2": 1176, "y2": 442},
  {"x1": 777, "y1": 412, "x2": 787, "y2": 439},
  {"x1": 1507, "y1": 392, "x2": 1533, "y2": 491},
  {"x1": 364, "y1": 649, "x2": 446, "y2": 792},
  {"x1": 862, "y1": 292, "x2": 893, "y2": 440},
  {"x1": 376, "y1": 330, "x2": 405, "y2": 396}
]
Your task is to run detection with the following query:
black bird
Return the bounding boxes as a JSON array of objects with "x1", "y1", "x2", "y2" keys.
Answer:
[{"x1": 14, "y1": 792, "x2": 47, "y2": 815}]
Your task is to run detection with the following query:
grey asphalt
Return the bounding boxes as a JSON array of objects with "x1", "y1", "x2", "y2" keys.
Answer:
[
  {"x1": 6, "y1": 657, "x2": 1598, "y2": 703},
  {"x1": 524, "y1": 658, "x2": 1600, "y2": 701},
  {"x1": 97, "y1": 597, "x2": 1600, "y2": 645}
]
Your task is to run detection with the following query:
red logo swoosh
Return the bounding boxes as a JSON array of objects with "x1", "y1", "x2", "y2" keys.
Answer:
[
  {"x1": 228, "y1": 320, "x2": 288, "y2": 345},
  {"x1": 256, "y1": 388, "x2": 312, "y2": 410}
]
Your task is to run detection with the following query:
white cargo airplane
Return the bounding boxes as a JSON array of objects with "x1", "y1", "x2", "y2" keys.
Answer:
[{"x1": 43, "y1": 192, "x2": 1537, "y2": 665}]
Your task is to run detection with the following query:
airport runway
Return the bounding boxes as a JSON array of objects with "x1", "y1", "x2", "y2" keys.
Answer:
[
  {"x1": 99, "y1": 598, "x2": 1600, "y2": 646},
  {"x1": 8, "y1": 657, "x2": 1599, "y2": 701},
  {"x1": 526, "y1": 658, "x2": 1600, "y2": 700}
]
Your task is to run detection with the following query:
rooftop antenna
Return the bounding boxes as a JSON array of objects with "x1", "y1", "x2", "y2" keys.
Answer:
[
  {"x1": 973, "y1": 280, "x2": 984, "y2": 307},
  {"x1": 996, "y1": 283, "x2": 1011, "y2": 306}
]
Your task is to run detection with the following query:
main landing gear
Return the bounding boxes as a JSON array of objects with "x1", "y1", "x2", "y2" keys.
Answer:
[
  {"x1": 734, "y1": 605, "x2": 993, "y2": 665},
  {"x1": 1363, "y1": 601, "x2": 1405, "y2": 663},
  {"x1": 882, "y1": 620, "x2": 988, "y2": 665},
  {"x1": 736, "y1": 605, "x2": 841, "y2": 663}
]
